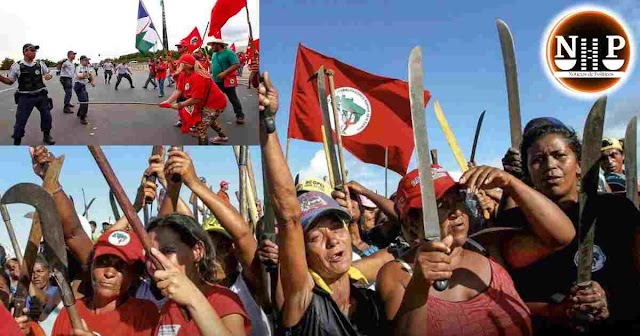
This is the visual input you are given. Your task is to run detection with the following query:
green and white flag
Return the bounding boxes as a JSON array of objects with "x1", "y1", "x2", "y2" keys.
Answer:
[{"x1": 136, "y1": 0, "x2": 160, "y2": 53}]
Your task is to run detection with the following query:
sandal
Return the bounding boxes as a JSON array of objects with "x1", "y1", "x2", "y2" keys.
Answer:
[{"x1": 209, "y1": 136, "x2": 229, "y2": 145}]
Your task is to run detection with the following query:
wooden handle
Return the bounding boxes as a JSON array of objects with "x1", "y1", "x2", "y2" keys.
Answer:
[{"x1": 430, "y1": 149, "x2": 438, "y2": 165}]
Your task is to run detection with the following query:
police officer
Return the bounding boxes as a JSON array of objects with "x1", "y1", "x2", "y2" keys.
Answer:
[
  {"x1": 0, "y1": 43, "x2": 55, "y2": 145},
  {"x1": 60, "y1": 50, "x2": 77, "y2": 114},
  {"x1": 74, "y1": 55, "x2": 95, "y2": 125}
]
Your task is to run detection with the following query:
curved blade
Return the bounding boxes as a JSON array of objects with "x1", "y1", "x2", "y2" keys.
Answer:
[
  {"x1": 1, "y1": 183, "x2": 67, "y2": 271},
  {"x1": 625, "y1": 116, "x2": 637, "y2": 206},
  {"x1": 109, "y1": 190, "x2": 121, "y2": 221},
  {"x1": 82, "y1": 198, "x2": 96, "y2": 217},
  {"x1": 496, "y1": 19, "x2": 522, "y2": 149},
  {"x1": 470, "y1": 110, "x2": 486, "y2": 163},
  {"x1": 576, "y1": 96, "x2": 607, "y2": 285},
  {"x1": 408, "y1": 47, "x2": 440, "y2": 240}
]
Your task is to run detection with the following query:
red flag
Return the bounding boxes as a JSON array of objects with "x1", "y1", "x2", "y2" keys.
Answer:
[
  {"x1": 208, "y1": 0, "x2": 247, "y2": 37},
  {"x1": 246, "y1": 38, "x2": 259, "y2": 60},
  {"x1": 180, "y1": 27, "x2": 202, "y2": 54},
  {"x1": 230, "y1": 43, "x2": 236, "y2": 52},
  {"x1": 288, "y1": 44, "x2": 431, "y2": 176}
]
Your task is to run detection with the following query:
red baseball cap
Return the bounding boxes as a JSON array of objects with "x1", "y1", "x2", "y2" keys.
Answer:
[
  {"x1": 93, "y1": 230, "x2": 144, "y2": 265},
  {"x1": 394, "y1": 165, "x2": 457, "y2": 219},
  {"x1": 178, "y1": 54, "x2": 196, "y2": 67}
]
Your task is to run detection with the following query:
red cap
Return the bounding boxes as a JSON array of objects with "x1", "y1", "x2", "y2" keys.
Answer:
[
  {"x1": 220, "y1": 180, "x2": 229, "y2": 187},
  {"x1": 93, "y1": 230, "x2": 144, "y2": 265},
  {"x1": 175, "y1": 40, "x2": 189, "y2": 47},
  {"x1": 178, "y1": 54, "x2": 196, "y2": 67},
  {"x1": 395, "y1": 165, "x2": 457, "y2": 219}
]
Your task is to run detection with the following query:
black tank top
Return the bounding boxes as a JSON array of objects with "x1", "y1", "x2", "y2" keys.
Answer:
[{"x1": 278, "y1": 285, "x2": 390, "y2": 336}]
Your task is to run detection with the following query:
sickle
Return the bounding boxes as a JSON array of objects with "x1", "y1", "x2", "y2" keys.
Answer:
[{"x1": 1, "y1": 183, "x2": 67, "y2": 273}]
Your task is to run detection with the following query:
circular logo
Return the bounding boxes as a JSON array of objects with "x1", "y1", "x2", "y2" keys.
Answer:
[
  {"x1": 185, "y1": 83, "x2": 190, "y2": 91},
  {"x1": 35, "y1": 70, "x2": 41, "y2": 75},
  {"x1": 326, "y1": 87, "x2": 372, "y2": 137},
  {"x1": 190, "y1": 36, "x2": 199, "y2": 46},
  {"x1": 108, "y1": 231, "x2": 131, "y2": 247},
  {"x1": 542, "y1": 6, "x2": 634, "y2": 98},
  {"x1": 573, "y1": 244, "x2": 607, "y2": 272}
]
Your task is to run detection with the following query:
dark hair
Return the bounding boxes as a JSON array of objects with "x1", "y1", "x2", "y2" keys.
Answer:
[
  {"x1": 146, "y1": 214, "x2": 217, "y2": 283},
  {"x1": 34, "y1": 255, "x2": 50, "y2": 270},
  {"x1": 520, "y1": 124, "x2": 582, "y2": 180}
]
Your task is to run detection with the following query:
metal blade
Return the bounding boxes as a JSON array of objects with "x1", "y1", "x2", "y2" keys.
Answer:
[
  {"x1": 317, "y1": 66, "x2": 343, "y2": 188},
  {"x1": 109, "y1": 189, "x2": 121, "y2": 221},
  {"x1": 470, "y1": 110, "x2": 486, "y2": 163},
  {"x1": 625, "y1": 116, "x2": 637, "y2": 206},
  {"x1": 408, "y1": 47, "x2": 440, "y2": 240},
  {"x1": 496, "y1": 19, "x2": 522, "y2": 149},
  {"x1": 1, "y1": 183, "x2": 68, "y2": 271},
  {"x1": 433, "y1": 100, "x2": 469, "y2": 172},
  {"x1": 577, "y1": 96, "x2": 607, "y2": 286}
]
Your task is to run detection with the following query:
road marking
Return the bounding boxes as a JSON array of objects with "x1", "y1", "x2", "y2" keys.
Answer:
[{"x1": 0, "y1": 86, "x2": 17, "y2": 94}]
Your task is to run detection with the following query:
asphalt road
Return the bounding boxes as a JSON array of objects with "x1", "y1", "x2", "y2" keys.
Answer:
[{"x1": 0, "y1": 70, "x2": 258, "y2": 145}]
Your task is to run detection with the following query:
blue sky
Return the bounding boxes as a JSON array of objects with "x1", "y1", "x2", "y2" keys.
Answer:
[{"x1": 261, "y1": 0, "x2": 640, "y2": 190}]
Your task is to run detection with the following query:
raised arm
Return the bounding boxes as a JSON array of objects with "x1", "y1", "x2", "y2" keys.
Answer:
[
  {"x1": 346, "y1": 181, "x2": 398, "y2": 221},
  {"x1": 459, "y1": 166, "x2": 575, "y2": 268},
  {"x1": 259, "y1": 72, "x2": 315, "y2": 327},
  {"x1": 31, "y1": 146, "x2": 93, "y2": 264}
]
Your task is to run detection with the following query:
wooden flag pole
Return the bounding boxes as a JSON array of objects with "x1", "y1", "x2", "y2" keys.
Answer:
[
  {"x1": 244, "y1": 3, "x2": 258, "y2": 62},
  {"x1": 325, "y1": 69, "x2": 351, "y2": 211},
  {"x1": 321, "y1": 125, "x2": 336, "y2": 188},
  {"x1": 385, "y1": 147, "x2": 388, "y2": 197}
]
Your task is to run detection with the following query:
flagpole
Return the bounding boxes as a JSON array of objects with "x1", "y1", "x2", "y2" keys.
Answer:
[
  {"x1": 244, "y1": 2, "x2": 257, "y2": 61},
  {"x1": 285, "y1": 137, "x2": 291, "y2": 163},
  {"x1": 384, "y1": 146, "x2": 388, "y2": 197},
  {"x1": 160, "y1": 0, "x2": 169, "y2": 52},
  {"x1": 321, "y1": 125, "x2": 336, "y2": 188},
  {"x1": 325, "y1": 69, "x2": 349, "y2": 191}
]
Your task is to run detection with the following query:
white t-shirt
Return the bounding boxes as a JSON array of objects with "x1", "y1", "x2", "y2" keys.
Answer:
[{"x1": 230, "y1": 275, "x2": 273, "y2": 336}]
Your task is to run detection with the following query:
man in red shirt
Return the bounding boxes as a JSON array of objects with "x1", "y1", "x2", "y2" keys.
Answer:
[
  {"x1": 159, "y1": 54, "x2": 228, "y2": 145},
  {"x1": 217, "y1": 180, "x2": 231, "y2": 206},
  {"x1": 143, "y1": 58, "x2": 158, "y2": 90},
  {"x1": 237, "y1": 52, "x2": 247, "y2": 77},
  {"x1": 155, "y1": 56, "x2": 168, "y2": 98}
]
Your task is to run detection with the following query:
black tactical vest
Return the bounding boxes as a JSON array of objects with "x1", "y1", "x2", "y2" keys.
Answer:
[{"x1": 18, "y1": 61, "x2": 46, "y2": 93}]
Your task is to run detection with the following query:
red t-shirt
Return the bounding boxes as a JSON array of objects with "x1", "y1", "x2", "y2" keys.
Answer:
[
  {"x1": 149, "y1": 63, "x2": 156, "y2": 76},
  {"x1": 51, "y1": 297, "x2": 159, "y2": 336},
  {"x1": 0, "y1": 304, "x2": 22, "y2": 336},
  {"x1": 154, "y1": 284, "x2": 251, "y2": 336},
  {"x1": 155, "y1": 62, "x2": 167, "y2": 79},
  {"x1": 426, "y1": 258, "x2": 532, "y2": 336},
  {"x1": 176, "y1": 71, "x2": 227, "y2": 133}
]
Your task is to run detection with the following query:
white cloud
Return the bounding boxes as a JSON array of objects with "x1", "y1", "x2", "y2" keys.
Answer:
[{"x1": 0, "y1": 0, "x2": 259, "y2": 62}]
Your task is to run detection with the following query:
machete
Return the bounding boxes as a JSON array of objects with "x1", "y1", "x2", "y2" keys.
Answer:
[
  {"x1": 470, "y1": 110, "x2": 486, "y2": 164},
  {"x1": 316, "y1": 66, "x2": 343, "y2": 188},
  {"x1": 109, "y1": 189, "x2": 121, "y2": 221},
  {"x1": 82, "y1": 198, "x2": 96, "y2": 218},
  {"x1": 143, "y1": 146, "x2": 164, "y2": 225},
  {"x1": 575, "y1": 96, "x2": 607, "y2": 330},
  {"x1": 624, "y1": 116, "x2": 637, "y2": 206},
  {"x1": 408, "y1": 46, "x2": 447, "y2": 291},
  {"x1": 496, "y1": 19, "x2": 522, "y2": 149}
]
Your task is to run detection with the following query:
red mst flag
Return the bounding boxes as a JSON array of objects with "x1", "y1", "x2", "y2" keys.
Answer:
[
  {"x1": 180, "y1": 27, "x2": 202, "y2": 54},
  {"x1": 246, "y1": 38, "x2": 259, "y2": 60},
  {"x1": 287, "y1": 44, "x2": 431, "y2": 176},
  {"x1": 208, "y1": 0, "x2": 247, "y2": 37},
  {"x1": 230, "y1": 43, "x2": 236, "y2": 52}
]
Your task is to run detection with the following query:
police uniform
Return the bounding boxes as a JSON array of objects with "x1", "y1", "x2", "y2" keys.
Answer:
[
  {"x1": 103, "y1": 61, "x2": 114, "y2": 83},
  {"x1": 60, "y1": 50, "x2": 77, "y2": 113},
  {"x1": 1, "y1": 44, "x2": 55, "y2": 145},
  {"x1": 74, "y1": 56, "x2": 92, "y2": 125}
]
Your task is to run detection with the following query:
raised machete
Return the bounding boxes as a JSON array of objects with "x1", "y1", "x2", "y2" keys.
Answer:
[
  {"x1": 575, "y1": 96, "x2": 607, "y2": 330},
  {"x1": 496, "y1": 19, "x2": 522, "y2": 149},
  {"x1": 470, "y1": 110, "x2": 486, "y2": 164},
  {"x1": 408, "y1": 46, "x2": 447, "y2": 291},
  {"x1": 624, "y1": 116, "x2": 637, "y2": 206}
]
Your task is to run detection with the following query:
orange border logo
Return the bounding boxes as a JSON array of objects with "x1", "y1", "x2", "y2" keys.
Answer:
[{"x1": 542, "y1": 6, "x2": 634, "y2": 98}]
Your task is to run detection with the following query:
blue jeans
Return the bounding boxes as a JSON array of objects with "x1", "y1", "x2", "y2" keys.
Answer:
[
  {"x1": 238, "y1": 65, "x2": 244, "y2": 77},
  {"x1": 73, "y1": 82, "x2": 89, "y2": 119},
  {"x1": 60, "y1": 77, "x2": 73, "y2": 107},
  {"x1": 14, "y1": 93, "x2": 52, "y2": 139},
  {"x1": 157, "y1": 78, "x2": 165, "y2": 96}
]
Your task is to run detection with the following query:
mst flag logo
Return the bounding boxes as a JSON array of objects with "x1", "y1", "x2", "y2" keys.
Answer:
[
  {"x1": 543, "y1": 6, "x2": 634, "y2": 97},
  {"x1": 327, "y1": 87, "x2": 372, "y2": 137}
]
